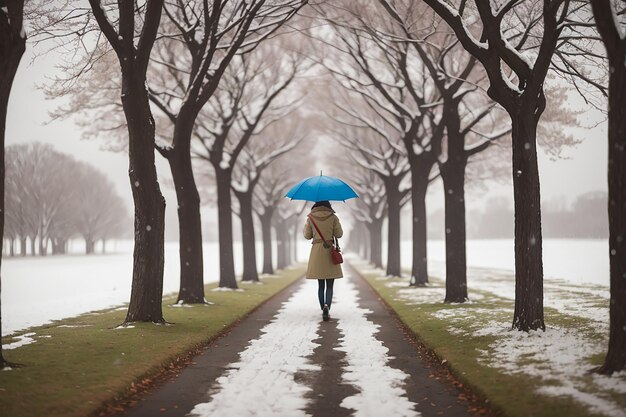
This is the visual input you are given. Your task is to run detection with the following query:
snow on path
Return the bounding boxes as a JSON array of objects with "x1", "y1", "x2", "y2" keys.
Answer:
[
  {"x1": 189, "y1": 276, "x2": 420, "y2": 417},
  {"x1": 188, "y1": 282, "x2": 321, "y2": 417},
  {"x1": 334, "y1": 275, "x2": 419, "y2": 417}
]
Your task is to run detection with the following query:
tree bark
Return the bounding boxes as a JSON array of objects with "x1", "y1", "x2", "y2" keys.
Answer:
[
  {"x1": 276, "y1": 221, "x2": 288, "y2": 270},
  {"x1": 0, "y1": 0, "x2": 26, "y2": 365},
  {"x1": 236, "y1": 190, "x2": 259, "y2": 282},
  {"x1": 368, "y1": 218, "x2": 383, "y2": 268},
  {"x1": 168, "y1": 144, "x2": 205, "y2": 302},
  {"x1": 591, "y1": 0, "x2": 626, "y2": 373},
  {"x1": 29, "y1": 236, "x2": 35, "y2": 256},
  {"x1": 215, "y1": 168, "x2": 238, "y2": 288},
  {"x1": 601, "y1": 55, "x2": 626, "y2": 374},
  {"x1": 85, "y1": 237, "x2": 95, "y2": 254},
  {"x1": 409, "y1": 167, "x2": 431, "y2": 286},
  {"x1": 39, "y1": 234, "x2": 47, "y2": 256},
  {"x1": 384, "y1": 179, "x2": 402, "y2": 277},
  {"x1": 511, "y1": 111, "x2": 545, "y2": 331},
  {"x1": 122, "y1": 71, "x2": 166, "y2": 324},
  {"x1": 258, "y1": 210, "x2": 275, "y2": 274},
  {"x1": 19, "y1": 237, "x2": 26, "y2": 256},
  {"x1": 441, "y1": 161, "x2": 468, "y2": 303}
]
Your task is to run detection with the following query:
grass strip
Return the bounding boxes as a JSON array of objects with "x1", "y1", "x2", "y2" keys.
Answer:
[
  {"x1": 0, "y1": 266, "x2": 305, "y2": 417},
  {"x1": 352, "y1": 261, "x2": 624, "y2": 417}
]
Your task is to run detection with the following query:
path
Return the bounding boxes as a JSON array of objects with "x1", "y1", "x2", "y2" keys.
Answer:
[{"x1": 121, "y1": 264, "x2": 473, "y2": 417}]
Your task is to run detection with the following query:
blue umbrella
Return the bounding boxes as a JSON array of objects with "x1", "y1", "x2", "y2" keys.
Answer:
[{"x1": 285, "y1": 173, "x2": 359, "y2": 202}]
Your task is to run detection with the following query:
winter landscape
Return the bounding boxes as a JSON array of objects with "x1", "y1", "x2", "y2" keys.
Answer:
[{"x1": 1, "y1": 1, "x2": 625, "y2": 417}]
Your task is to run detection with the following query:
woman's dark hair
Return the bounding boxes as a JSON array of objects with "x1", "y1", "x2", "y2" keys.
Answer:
[{"x1": 312, "y1": 200, "x2": 333, "y2": 210}]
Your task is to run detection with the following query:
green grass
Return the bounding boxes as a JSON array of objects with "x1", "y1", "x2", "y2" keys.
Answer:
[
  {"x1": 0, "y1": 266, "x2": 305, "y2": 417},
  {"x1": 354, "y1": 263, "x2": 624, "y2": 417}
]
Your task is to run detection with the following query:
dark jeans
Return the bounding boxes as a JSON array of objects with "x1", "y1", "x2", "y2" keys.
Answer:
[{"x1": 317, "y1": 279, "x2": 335, "y2": 310}]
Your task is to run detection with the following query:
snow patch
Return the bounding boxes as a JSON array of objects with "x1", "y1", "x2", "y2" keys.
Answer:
[
  {"x1": 395, "y1": 286, "x2": 446, "y2": 304},
  {"x1": 211, "y1": 287, "x2": 244, "y2": 292},
  {"x1": 334, "y1": 277, "x2": 418, "y2": 416},
  {"x1": 4, "y1": 332, "x2": 37, "y2": 350}
]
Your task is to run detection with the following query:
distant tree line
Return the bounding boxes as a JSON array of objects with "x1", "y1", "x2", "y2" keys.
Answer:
[
  {"x1": 3, "y1": 143, "x2": 129, "y2": 256},
  {"x1": 425, "y1": 192, "x2": 609, "y2": 240}
]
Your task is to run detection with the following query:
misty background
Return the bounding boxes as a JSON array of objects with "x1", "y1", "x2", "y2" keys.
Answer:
[{"x1": 6, "y1": 45, "x2": 609, "y2": 245}]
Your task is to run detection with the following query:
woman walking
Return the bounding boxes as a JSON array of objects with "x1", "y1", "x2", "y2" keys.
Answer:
[{"x1": 303, "y1": 200, "x2": 343, "y2": 321}]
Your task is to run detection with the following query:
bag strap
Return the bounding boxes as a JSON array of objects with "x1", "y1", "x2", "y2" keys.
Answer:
[{"x1": 307, "y1": 215, "x2": 329, "y2": 245}]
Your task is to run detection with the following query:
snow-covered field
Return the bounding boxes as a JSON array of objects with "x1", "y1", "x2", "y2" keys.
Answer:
[
  {"x1": 400, "y1": 238, "x2": 610, "y2": 286},
  {"x1": 362, "y1": 253, "x2": 626, "y2": 417},
  {"x1": 1, "y1": 240, "x2": 312, "y2": 336},
  {"x1": 2, "y1": 238, "x2": 609, "y2": 336}
]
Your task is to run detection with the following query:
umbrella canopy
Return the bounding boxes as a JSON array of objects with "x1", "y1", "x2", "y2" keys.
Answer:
[{"x1": 285, "y1": 173, "x2": 359, "y2": 202}]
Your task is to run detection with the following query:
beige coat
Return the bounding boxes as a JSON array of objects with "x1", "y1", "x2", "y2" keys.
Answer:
[{"x1": 304, "y1": 206, "x2": 344, "y2": 279}]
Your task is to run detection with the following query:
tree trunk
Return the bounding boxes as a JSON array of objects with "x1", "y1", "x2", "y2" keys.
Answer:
[
  {"x1": 291, "y1": 219, "x2": 298, "y2": 264},
  {"x1": 123, "y1": 70, "x2": 166, "y2": 324},
  {"x1": 259, "y1": 210, "x2": 274, "y2": 274},
  {"x1": 215, "y1": 168, "x2": 238, "y2": 288},
  {"x1": 360, "y1": 223, "x2": 369, "y2": 260},
  {"x1": 85, "y1": 237, "x2": 95, "y2": 254},
  {"x1": 410, "y1": 170, "x2": 430, "y2": 286},
  {"x1": 8, "y1": 238, "x2": 14, "y2": 256},
  {"x1": 276, "y1": 222, "x2": 288, "y2": 270},
  {"x1": 283, "y1": 221, "x2": 292, "y2": 267},
  {"x1": 441, "y1": 160, "x2": 469, "y2": 302},
  {"x1": 30, "y1": 236, "x2": 35, "y2": 256},
  {"x1": 511, "y1": 111, "x2": 545, "y2": 331},
  {"x1": 385, "y1": 182, "x2": 402, "y2": 277},
  {"x1": 237, "y1": 191, "x2": 259, "y2": 282},
  {"x1": 102, "y1": 239, "x2": 106, "y2": 254},
  {"x1": 39, "y1": 234, "x2": 46, "y2": 256},
  {"x1": 20, "y1": 237, "x2": 26, "y2": 256},
  {"x1": 59, "y1": 239, "x2": 68, "y2": 255},
  {"x1": 598, "y1": 34, "x2": 626, "y2": 374},
  {"x1": 368, "y1": 218, "x2": 383, "y2": 268},
  {"x1": 169, "y1": 146, "x2": 205, "y2": 302},
  {"x1": 0, "y1": 0, "x2": 26, "y2": 364}
]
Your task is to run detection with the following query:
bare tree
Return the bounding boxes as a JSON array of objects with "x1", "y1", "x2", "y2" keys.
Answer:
[
  {"x1": 274, "y1": 198, "x2": 307, "y2": 270},
  {"x1": 5, "y1": 144, "x2": 129, "y2": 256},
  {"x1": 0, "y1": 0, "x2": 26, "y2": 366},
  {"x1": 331, "y1": 118, "x2": 410, "y2": 277},
  {"x1": 146, "y1": 0, "x2": 306, "y2": 301},
  {"x1": 193, "y1": 49, "x2": 300, "y2": 288},
  {"x1": 344, "y1": 167, "x2": 388, "y2": 268},
  {"x1": 254, "y1": 166, "x2": 294, "y2": 275},
  {"x1": 86, "y1": 0, "x2": 167, "y2": 324},
  {"x1": 591, "y1": 0, "x2": 626, "y2": 375},
  {"x1": 412, "y1": 0, "x2": 591, "y2": 330},
  {"x1": 232, "y1": 119, "x2": 303, "y2": 282},
  {"x1": 73, "y1": 162, "x2": 129, "y2": 254}
]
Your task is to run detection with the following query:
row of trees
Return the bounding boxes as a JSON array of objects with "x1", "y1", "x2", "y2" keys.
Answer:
[
  {"x1": 3, "y1": 143, "x2": 128, "y2": 256},
  {"x1": 0, "y1": 0, "x2": 311, "y2": 366},
  {"x1": 315, "y1": 0, "x2": 624, "y2": 374},
  {"x1": 0, "y1": 0, "x2": 623, "y2": 376}
]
